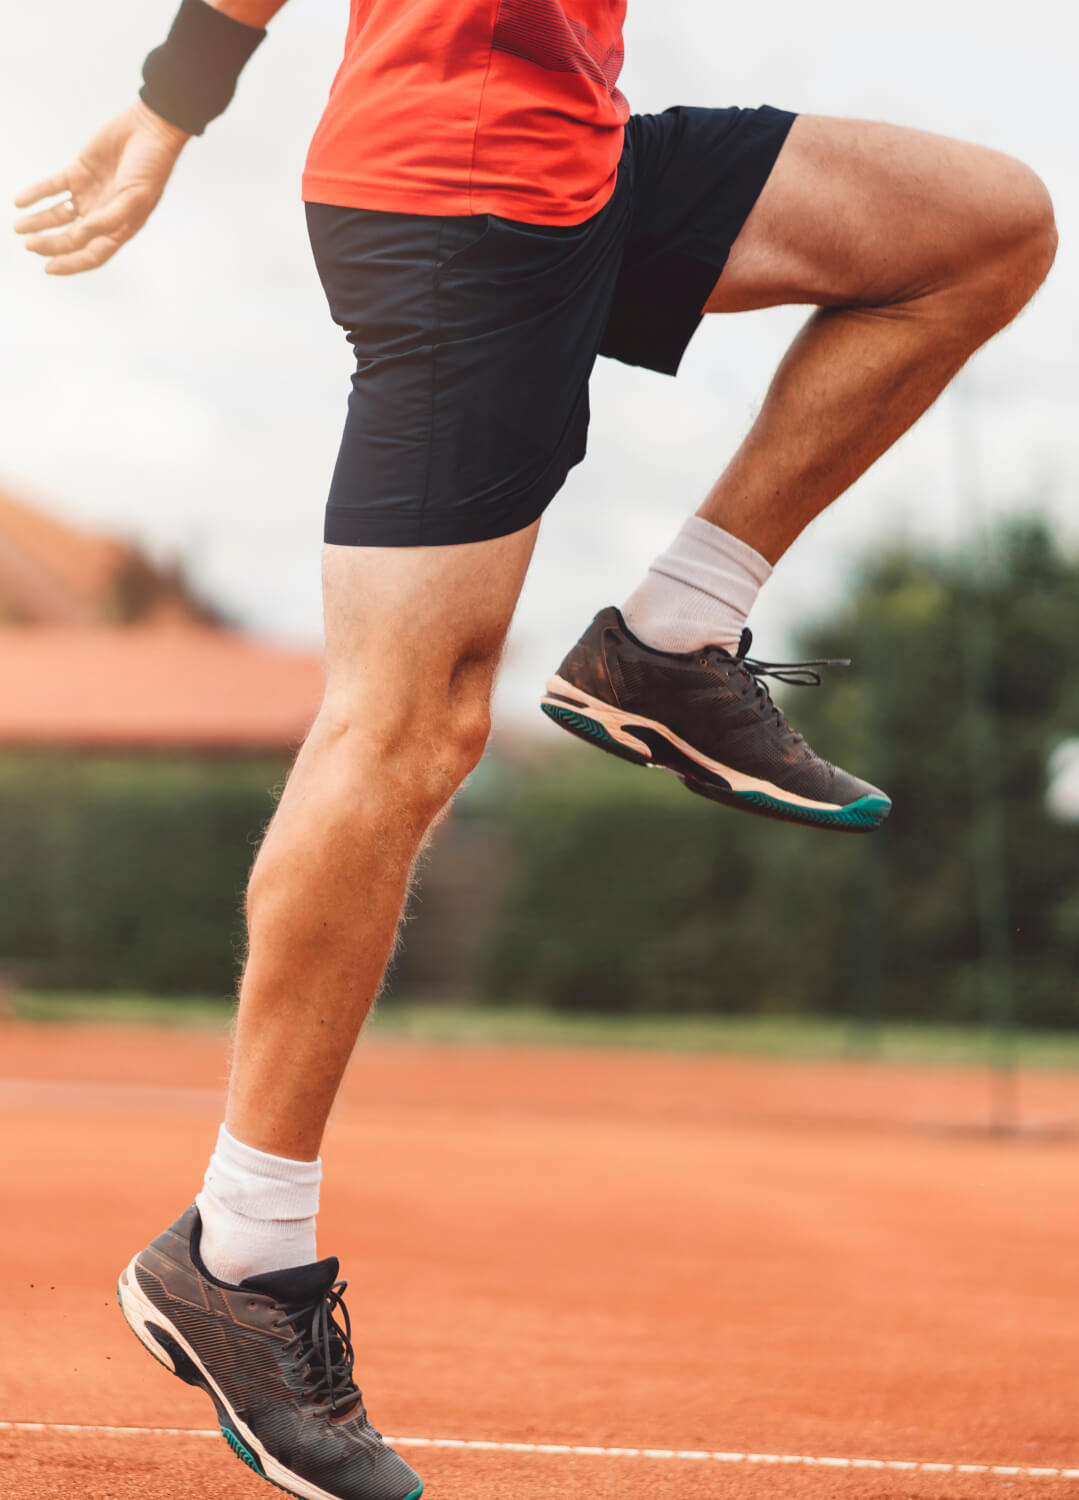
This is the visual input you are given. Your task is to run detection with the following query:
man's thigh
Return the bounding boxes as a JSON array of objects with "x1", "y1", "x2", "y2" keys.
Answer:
[
  {"x1": 705, "y1": 113, "x2": 1052, "y2": 314},
  {"x1": 321, "y1": 523, "x2": 539, "y2": 714}
]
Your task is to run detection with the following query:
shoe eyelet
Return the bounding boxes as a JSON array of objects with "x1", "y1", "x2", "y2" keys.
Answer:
[
  {"x1": 247, "y1": 1300, "x2": 257, "y2": 1310},
  {"x1": 698, "y1": 656, "x2": 708, "y2": 667}
]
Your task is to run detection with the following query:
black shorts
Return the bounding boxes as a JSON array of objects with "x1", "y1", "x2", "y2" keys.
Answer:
[{"x1": 307, "y1": 103, "x2": 796, "y2": 548}]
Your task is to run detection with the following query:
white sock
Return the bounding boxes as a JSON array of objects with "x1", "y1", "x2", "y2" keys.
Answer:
[
  {"x1": 195, "y1": 1124, "x2": 322, "y2": 1285},
  {"x1": 621, "y1": 515, "x2": 773, "y2": 654}
]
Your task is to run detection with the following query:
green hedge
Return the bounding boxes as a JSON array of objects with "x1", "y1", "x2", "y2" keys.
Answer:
[
  {"x1": 0, "y1": 754, "x2": 281, "y2": 994},
  {"x1": 4, "y1": 520, "x2": 1077, "y2": 1027}
]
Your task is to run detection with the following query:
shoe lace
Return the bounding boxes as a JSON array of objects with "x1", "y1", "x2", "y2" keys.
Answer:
[
  {"x1": 280, "y1": 1280, "x2": 365, "y2": 1417},
  {"x1": 731, "y1": 628, "x2": 850, "y2": 734}
]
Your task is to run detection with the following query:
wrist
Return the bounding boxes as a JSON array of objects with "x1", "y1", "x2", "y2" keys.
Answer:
[{"x1": 133, "y1": 98, "x2": 192, "y2": 153}]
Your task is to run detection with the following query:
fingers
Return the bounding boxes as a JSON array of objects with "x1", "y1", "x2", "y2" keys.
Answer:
[
  {"x1": 13, "y1": 197, "x2": 80, "y2": 236},
  {"x1": 13, "y1": 170, "x2": 71, "y2": 210},
  {"x1": 21, "y1": 195, "x2": 146, "y2": 263},
  {"x1": 44, "y1": 235, "x2": 126, "y2": 277}
]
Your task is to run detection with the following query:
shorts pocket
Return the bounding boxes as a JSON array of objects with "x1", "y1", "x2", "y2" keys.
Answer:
[{"x1": 436, "y1": 215, "x2": 493, "y2": 272}]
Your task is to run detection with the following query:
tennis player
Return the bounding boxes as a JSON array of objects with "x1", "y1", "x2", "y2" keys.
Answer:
[{"x1": 15, "y1": 2, "x2": 1055, "y2": 1496}]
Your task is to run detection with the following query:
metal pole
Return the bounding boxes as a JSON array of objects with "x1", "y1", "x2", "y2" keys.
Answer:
[
  {"x1": 951, "y1": 381, "x2": 1018, "y2": 1135},
  {"x1": 846, "y1": 621, "x2": 886, "y2": 1058}
]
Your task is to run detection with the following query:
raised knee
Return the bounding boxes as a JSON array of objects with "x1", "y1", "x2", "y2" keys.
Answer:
[
  {"x1": 973, "y1": 158, "x2": 1057, "y2": 320},
  {"x1": 1003, "y1": 163, "x2": 1057, "y2": 285}
]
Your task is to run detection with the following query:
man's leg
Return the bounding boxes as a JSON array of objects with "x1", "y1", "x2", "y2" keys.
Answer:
[
  {"x1": 119, "y1": 523, "x2": 537, "y2": 1500},
  {"x1": 699, "y1": 115, "x2": 1057, "y2": 561},
  {"x1": 624, "y1": 117, "x2": 1057, "y2": 651},
  {"x1": 545, "y1": 116, "x2": 1055, "y2": 830},
  {"x1": 229, "y1": 522, "x2": 539, "y2": 1164}
]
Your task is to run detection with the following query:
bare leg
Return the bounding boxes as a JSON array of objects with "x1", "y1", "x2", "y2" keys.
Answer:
[
  {"x1": 227, "y1": 523, "x2": 539, "y2": 1160},
  {"x1": 700, "y1": 116, "x2": 1057, "y2": 562}
]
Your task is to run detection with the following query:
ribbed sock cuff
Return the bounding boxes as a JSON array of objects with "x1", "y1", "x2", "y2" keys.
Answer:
[
  {"x1": 200, "y1": 1123, "x2": 322, "y2": 1222},
  {"x1": 648, "y1": 516, "x2": 772, "y2": 605},
  {"x1": 622, "y1": 516, "x2": 772, "y2": 653}
]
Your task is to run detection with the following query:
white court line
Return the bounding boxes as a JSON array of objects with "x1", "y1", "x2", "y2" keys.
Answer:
[{"x1": 2, "y1": 1422, "x2": 1078, "y2": 1480}]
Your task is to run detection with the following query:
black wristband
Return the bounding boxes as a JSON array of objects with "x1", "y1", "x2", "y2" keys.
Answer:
[{"x1": 140, "y1": 0, "x2": 266, "y2": 136}]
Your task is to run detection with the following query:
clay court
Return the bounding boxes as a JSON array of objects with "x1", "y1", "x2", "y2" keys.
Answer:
[{"x1": 4, "y1": 1019, "x2": 1079, "y2": 1499}]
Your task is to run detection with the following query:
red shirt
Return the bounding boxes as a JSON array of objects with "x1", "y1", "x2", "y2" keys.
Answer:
[{"x1": 302, "y1": 0, "x2": 629, "y2": 226}]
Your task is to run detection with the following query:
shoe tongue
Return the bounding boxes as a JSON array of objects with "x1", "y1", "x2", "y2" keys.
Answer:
[{"x1": 241, "y1": 1256, "x2": 340, "y2": 1306}]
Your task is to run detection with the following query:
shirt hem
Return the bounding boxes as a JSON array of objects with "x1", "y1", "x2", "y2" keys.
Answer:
[{"x1": 301, "y1": 170, "x2": 620, "y2": 228}]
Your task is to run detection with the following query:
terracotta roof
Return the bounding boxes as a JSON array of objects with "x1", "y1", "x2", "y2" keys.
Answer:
[
  {"x1": 0, "y1": 626, "x2": 324, "y2": 751},
  {"x1": 0, "y1": 481, "x2": 212, "y2": 626}
]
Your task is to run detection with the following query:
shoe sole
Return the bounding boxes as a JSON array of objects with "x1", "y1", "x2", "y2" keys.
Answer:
[
  {"x1": 117, "y1": 1258, "x2": 423, "y2": 1500},
  {"x1": 541, "y1": 677, "x2": 890, "y2": 833}
]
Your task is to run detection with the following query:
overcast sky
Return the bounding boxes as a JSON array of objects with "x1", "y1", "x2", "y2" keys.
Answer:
[{"x1": 3, "y1": 0, "x2": 1076, "y2": 724}]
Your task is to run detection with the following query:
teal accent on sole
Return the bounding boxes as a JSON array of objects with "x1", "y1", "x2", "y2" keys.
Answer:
[
  {"x1": 221, "y1": 1426, "x2": 265, "y2": 1477},
  {"x1": 405, "y1": 1485, "x2": 424, "y2": 1500},
  {"x1": 541, "y1": 701, "x2": 618, "y2": 747},
  {"x1": 541, "y1": 702, "x2": 647, "y2": 768},
  {"x1": 544, "y1": 697, "x2": 891, "y2": 833},
  {"x1": 729, "y1": 790, "x2": 891, "y2": 831}
]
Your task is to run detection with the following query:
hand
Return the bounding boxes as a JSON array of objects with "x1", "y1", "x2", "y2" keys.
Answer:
[{"x1": 14, "y1": 101, "x2": 190, "y2": 276}]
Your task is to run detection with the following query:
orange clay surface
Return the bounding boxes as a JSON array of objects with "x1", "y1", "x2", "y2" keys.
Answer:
[{"x1": 2, "y1": 1018, "x2": 1079, "y2": 1499}]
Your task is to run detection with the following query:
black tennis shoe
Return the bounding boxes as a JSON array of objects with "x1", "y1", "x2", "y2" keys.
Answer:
[
  {"x1": 542, "y1": 607, "x2": 890, "y2": 832},
  {"x1": 118, "y1": 1205, "x2": 423, "y2": 1500}
]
